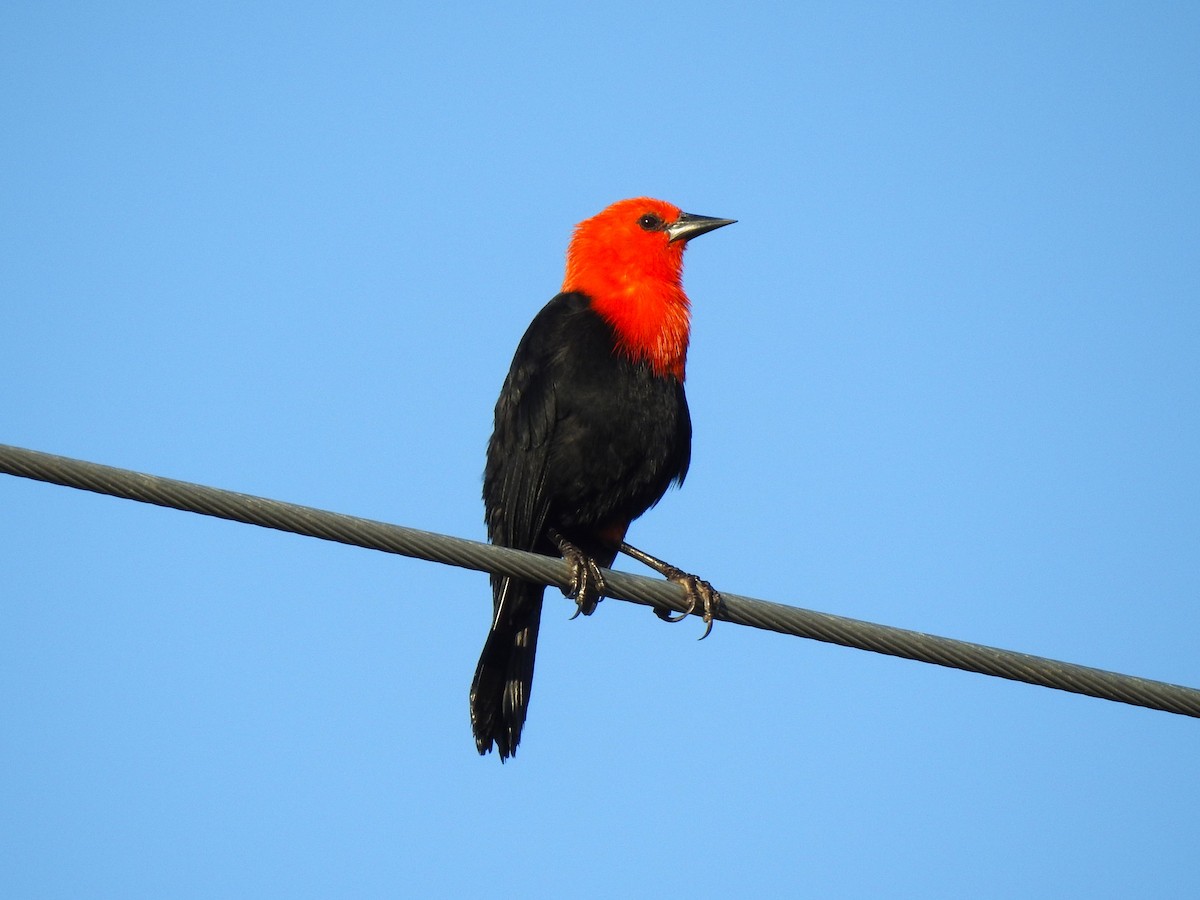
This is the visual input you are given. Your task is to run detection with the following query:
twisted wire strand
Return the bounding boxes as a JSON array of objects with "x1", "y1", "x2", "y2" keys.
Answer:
[{"x1": 2, "y1": 442, "x2": 1197, "y2": 718}]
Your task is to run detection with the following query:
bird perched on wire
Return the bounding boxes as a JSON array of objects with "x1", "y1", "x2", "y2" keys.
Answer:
[{"x1": 470, "y1": 197, "x2": 735, "y2": 760}]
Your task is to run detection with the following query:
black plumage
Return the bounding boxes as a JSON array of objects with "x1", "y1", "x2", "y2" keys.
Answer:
[{"x1": 470, "y1": 292, "x2": 691, "y2": 759}]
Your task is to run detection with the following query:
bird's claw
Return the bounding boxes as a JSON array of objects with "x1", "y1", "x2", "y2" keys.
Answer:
[
  {"x1": 653, "y1": 566, "x2": 722, "y2": 639},
  {"x1": 554, "y1": 534, "x2": 606, "y2": 618},
  {"x1": 566, "y1": 555, "x2": 605, "y2": 618},
  {"x1": 654, "y1": 606, "x2": 690, "y2": 624}
]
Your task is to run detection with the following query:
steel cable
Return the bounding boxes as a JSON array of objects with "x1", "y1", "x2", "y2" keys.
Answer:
[{"x1": 2, "y1": 442, "x2": 1197, "y2": 718}]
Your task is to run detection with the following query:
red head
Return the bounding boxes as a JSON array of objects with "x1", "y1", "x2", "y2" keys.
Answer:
[{"x1": 562, "y1": 197, "x2": 734, "y2": 381}]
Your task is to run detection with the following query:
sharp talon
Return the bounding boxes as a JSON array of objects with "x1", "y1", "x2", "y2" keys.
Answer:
[
  {"x1": 550, "y1": 529, "x2": 606, "y2": 618},
  {"x1": 616, "y1": 541, "x2": 721, "y2": 636},
  {"x1": 655, "y1": 569, "x2": 721, "y2": 638},
  {"x1": 697, "y1": 581, "x2": 721, "y2": 640}
]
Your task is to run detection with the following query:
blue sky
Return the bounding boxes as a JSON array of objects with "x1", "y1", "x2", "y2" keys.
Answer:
[{"x1": 3, "y1": 3, "x2": 1198, "y2": 897}]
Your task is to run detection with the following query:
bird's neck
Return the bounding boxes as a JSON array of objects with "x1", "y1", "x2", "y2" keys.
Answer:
[
  {"x1": 593, "y1": 281, "x2": 690, "y2": 381},
  {"x1": 568, "y1": 271, "x2": 691, "y2": 381}
]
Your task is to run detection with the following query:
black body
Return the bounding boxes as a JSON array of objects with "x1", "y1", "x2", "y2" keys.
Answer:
[{"x1": 470, "y1": 291, "x2": 691, "y2": 758}]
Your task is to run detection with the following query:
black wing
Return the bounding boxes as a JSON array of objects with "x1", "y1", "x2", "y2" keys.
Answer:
[{"x1": 472, "y1": 293, "x2": 588, "y2": 758}]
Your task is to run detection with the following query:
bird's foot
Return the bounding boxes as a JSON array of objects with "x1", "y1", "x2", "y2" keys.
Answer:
[
  {"x1": 549, "y1": 529, "x2": 606, "y2": 618},
  {"x1": 654, "y1": 567, "x2": 722, "y2": 640},
  {"x1": 619, "y1": 542, "x2": 722, "y2": 639}
]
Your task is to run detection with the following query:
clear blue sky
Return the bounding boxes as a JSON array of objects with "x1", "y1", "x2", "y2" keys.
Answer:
[{"x1": 3, "y1": 3, "x2": 1198, "y2": 897}]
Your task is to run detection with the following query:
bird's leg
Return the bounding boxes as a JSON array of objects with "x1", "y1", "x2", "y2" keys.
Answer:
[
  {"x1": 618, "y1": 542, "x2": 722, "y2": 639},
  {"x1": 548, "y1": 528, "x2": 606, "y2": 618}
]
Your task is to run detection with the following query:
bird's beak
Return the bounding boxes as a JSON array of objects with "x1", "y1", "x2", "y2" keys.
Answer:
[{"x1": 667, "y1": 212, "x2": 737, "y2": 244}]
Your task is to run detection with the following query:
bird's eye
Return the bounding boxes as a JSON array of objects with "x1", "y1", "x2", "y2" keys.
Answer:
[{"x1": 638, "y1": 213, "x2": 663, "y2": 231}]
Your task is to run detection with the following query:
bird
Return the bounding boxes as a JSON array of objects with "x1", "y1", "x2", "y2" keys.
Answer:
[{"x1": 470, "y1": 197, "x2": 735, "y2": 760}]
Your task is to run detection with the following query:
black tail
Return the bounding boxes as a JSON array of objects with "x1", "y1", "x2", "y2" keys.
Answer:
[{"x1": 469, "y1": 575, "x2": 545, "y2": 759}]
